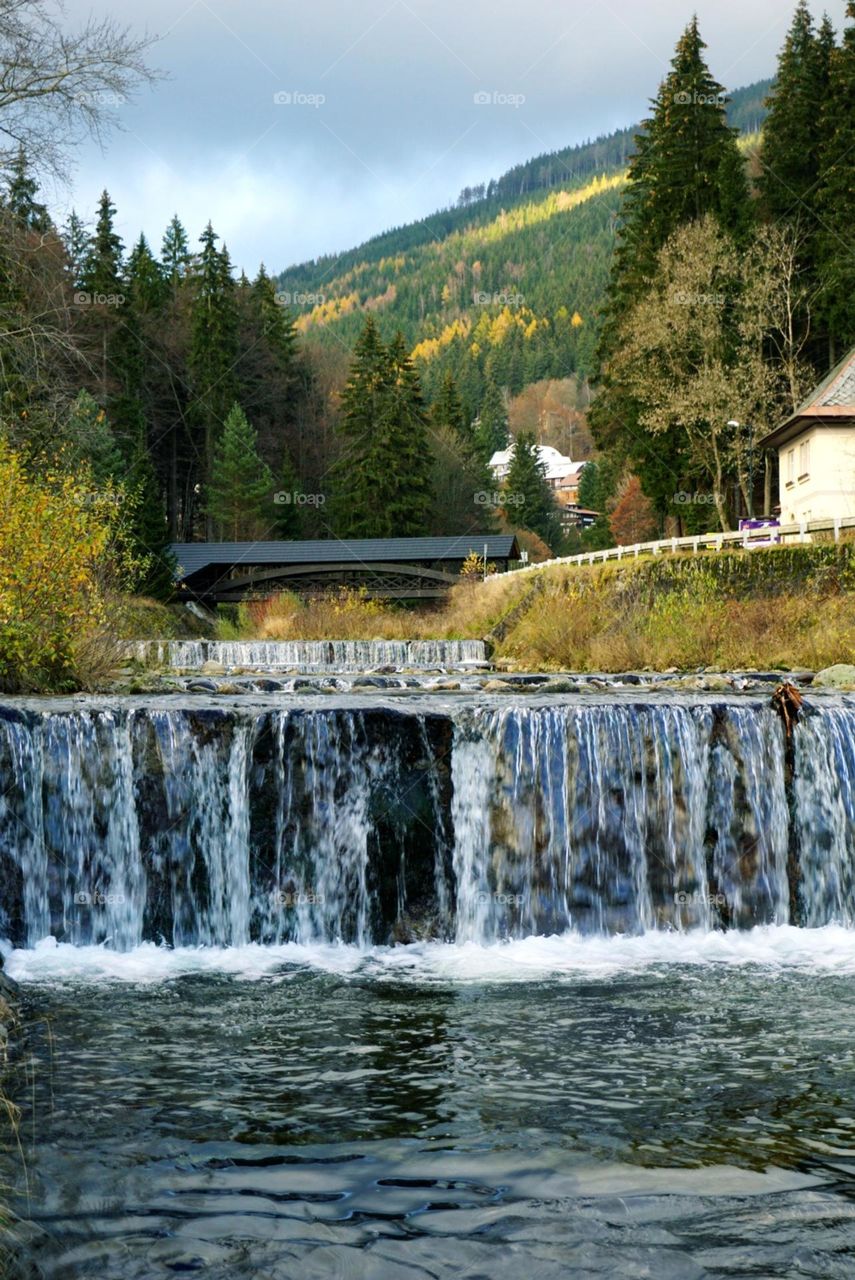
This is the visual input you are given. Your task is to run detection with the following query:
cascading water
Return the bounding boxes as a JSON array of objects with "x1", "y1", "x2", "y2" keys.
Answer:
[
  {"x1": 1, "y1": 695, "x2": 854, "y2": 951},
  {"x1": 129, "y1": 638, "x2": 488, "y2": 670}
]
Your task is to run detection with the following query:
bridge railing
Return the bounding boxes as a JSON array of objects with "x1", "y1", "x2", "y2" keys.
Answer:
[{"x1": 508, "y1": 515, "x2": 855, "y2": 575}]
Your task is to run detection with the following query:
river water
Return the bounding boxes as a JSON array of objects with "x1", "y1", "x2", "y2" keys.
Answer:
[{"x1": 3, "y1": 684, "x2": 855, "y2": 1276}]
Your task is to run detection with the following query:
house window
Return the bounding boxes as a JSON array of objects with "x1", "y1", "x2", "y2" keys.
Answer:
[
  {"x1": 786, "y1": 449, "x2": 795, "y2": 486},
  {"x1": 799, "y1": 440, "x2": 810, "y2": 479}
]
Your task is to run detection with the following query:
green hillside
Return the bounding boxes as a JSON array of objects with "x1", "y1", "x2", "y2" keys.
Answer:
[{"x1": 277, "y1": 78, "x2": 771, "y2": 415}]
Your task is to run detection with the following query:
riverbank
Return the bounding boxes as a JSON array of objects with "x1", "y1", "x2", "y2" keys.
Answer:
[
  {"x1": 197, "y1": 543, "x2": 855, "y2": 675},
  {"x1": 0, "y1": 963, "x2": 22, "y2": 1280}
]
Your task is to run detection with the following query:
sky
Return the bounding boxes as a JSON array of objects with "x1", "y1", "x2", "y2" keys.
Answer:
[{"x1": 56, "y1": 0, "x2": 850, "y2": 277}]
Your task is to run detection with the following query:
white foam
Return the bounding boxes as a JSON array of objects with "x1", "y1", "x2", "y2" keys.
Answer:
[{"x1": 7, "y1": 924, "x2": 855, "y2": 986}]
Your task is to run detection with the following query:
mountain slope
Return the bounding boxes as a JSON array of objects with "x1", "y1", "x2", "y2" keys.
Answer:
[{"x1": 277, "y1": 78, "x2": 772, "y2": 411}]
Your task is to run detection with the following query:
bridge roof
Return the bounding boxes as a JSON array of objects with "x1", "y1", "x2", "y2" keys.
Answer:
[{"x1": 172, "y1": 535, "x2": 520, "y2": 581}]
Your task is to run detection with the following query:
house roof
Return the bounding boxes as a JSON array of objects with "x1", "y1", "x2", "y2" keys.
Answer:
[
  {"x1": 172, "y1": 535, "x2": 521, "y2": 581},
  {"x1": 489, "y1": 443, "x2": 587, "y2": 481},
  {"x1": 760, "y1": 344, "x2": 855, "y2": 448}
]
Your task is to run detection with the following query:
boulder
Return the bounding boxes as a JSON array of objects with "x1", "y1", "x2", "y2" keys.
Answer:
[
  {"x1": 813, "y1": 664, "x2": 855, "y2": 690},
  {"x1": 481, "y1": 679, "x2": 516, "y2": 692}
]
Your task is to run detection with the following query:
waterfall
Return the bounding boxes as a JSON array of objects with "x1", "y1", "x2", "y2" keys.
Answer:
[
  {"x1": 0, "y1": 698, "x2": 853, "y2": 950},
  {"x1": 128, "y1": 639, "x2": 488, "y2": 671}
]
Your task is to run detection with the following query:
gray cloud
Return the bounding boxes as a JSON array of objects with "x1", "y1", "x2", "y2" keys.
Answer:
[{"x1": 56, "y1": 0, "x2": 849, "y2": 274}]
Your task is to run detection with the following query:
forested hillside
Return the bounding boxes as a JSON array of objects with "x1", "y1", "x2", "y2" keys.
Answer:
[{"x1": 277, "y1": 79, "x2": 770, "y2": 414}]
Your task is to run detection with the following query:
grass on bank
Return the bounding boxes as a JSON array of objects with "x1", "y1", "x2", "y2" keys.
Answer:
[{"x1": 220, "y1": 544, "x2": 855, "y2": 672}]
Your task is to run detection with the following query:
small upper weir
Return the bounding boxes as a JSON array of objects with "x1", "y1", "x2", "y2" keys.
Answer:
[{"x1": 129, "y1": 638, "x2": 489, "y2": 671}]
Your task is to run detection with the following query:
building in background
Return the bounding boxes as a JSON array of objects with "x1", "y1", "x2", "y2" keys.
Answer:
[
  {"x1": 489, "y1": 443, "x2": 590, "y2": 518},
  {"x1": 760, "y1": 345, "x2": 855, "y2": 525}
]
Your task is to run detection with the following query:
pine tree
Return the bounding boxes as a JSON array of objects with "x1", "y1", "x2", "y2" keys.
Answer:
[
  {"x1": 592, "y1": 18, "x2": 749, "y2": 512},
  {"x1": 189, "y1": 223, "x2": 239, "y2": 529},
  {"x1": 472, "y1": 380, "x2": 509, "y2": 458},
  {"x1": 5, "y1": 148, "x2": 51, "y2": 232},
  {"x1": 252, "y1": 265, "x2": 297, "y2": 369},
  {"x1": 161, "y1": 215, "x2": 191, "y2": 286},
  {"x1": 63, "y1": 389, "x2": 124, "y2": 484},
  {"x1": 599, "y1": 18, "x2": 749, "y2": 332},
  {"x1": 504, "y1": 432, "x2": 562, "y2": 550},
  {"x1": 817, "y1": 3, "x2": 855, "y2": 356},
  {"x1": 62, "y1": 211, "x2": 91, "y2": 289},
  {"x1": 206, "y1": 402, "x2": 274, "y2": 540},
  {"x1": 759, "y1": 3, "x2": 829, "y2": 223},
  {"x1": 273, "y1": 447, "x2": 304, "y2": 537},
  {"x1": 124, "y1": 442, "x2": 177, "y2": 600},
  {"x1": 80, "y1": 190, "x2": 124, "y2": 299},
  {"x1": 430, "y1": 369, "x2": 468, "y2": 440},
  {"x1": 381, "y1": 332, "x2": 433, "y2": 535},
  {"x1": 331, "y1": 315, "x2": 389, "y2": 536}
]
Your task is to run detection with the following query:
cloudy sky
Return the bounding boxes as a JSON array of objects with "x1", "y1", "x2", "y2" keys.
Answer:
[{"x1": 58, "y1": 0, "x2": 848, "y2": 276}]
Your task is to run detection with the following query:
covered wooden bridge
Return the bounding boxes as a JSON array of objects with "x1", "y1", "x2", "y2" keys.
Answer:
[{"x1": 172, "y1": 535, "x2": 521, "y2": 603}]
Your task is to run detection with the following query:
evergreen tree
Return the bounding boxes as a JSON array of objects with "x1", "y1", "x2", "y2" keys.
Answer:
[
  {"x1": 599, "y1": 18, "x2": 749, "y2": 334},
  {"x1": 124, "y1": 442, "x2": 177, "y2": 600},
  {"x1": 206, "y1": 402, "x2": 274, "y2": 540},
  {"x1": 62, "y1": 211, "x2": 91, "y2": 289},
  {"x1": 189, "y1": 223, "x2": 239, "y2": 529},
  {"x1": 504, "y1": 432, "x2": 562, "y2": 550},
  {"x1": 430, "y1": 369, "x2": 468, "y2": 440},
  {"x1": 63, "y1": 389, "x2": 124, "y2": 484},
  {"x1": 817, "y1": 3, "x2": 855, "y2": 355},
  {"x1": 759, "y1": 3, "x2": 830, "y2": 224},
  {"x1": 5, "y1": 148, "x2": 50, "y2": 232},
  {"x1": 332, "y1": 319, "x2": 432, "y2": 537},
  {"x1": 472, "y1": 380, "x2": 509, "y2": 458},
  {"x1": 80, "y1": 190, "x2": 124, "y2": 298},
  {"x1": 592, "y1": 18, "x2": 749, "y2": 514},
  {"x1": 252, "y1": 265, "x2": 298, "y2": 369},
  {"x1": 161, "y1": 215, "x2": 191, "y2": 285},
  {"x1": 273, "y1": 447, "x2": 304, "y2": 537}
]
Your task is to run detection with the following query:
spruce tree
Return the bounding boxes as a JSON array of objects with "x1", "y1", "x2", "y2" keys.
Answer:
[
  {"x1": 161, "y1": 215, "x2": 191, "y2": 286},
  {"x1": 331, "y1": 315, "x2": 389, "y2": 536},
  {"x1": 592, "y1": 18, "x2": 749, "y2": 514},
  {"x1": 206, "y1": 402, "x2": 274, "y2": 540},
  {"x1": 252, "y1": 265, "x2": 297, "y2": 370},
  {"x1": 63, "y1": 389, "x2": 124, "y2": 484},
  {"x1": 505, "y1": 432, "x2": 562, "y2": 551},
  {"x1": 5, "y1": 148, "x2": 50, "y2": 232},
  {"x1": 381, "y1": 332, "x2": 433, "y2": 536},
  {"x1": 189, "y1": 223, "x2": 239, "y2": 528},
  {"x1": 62, "y1": 211, "x2": 91, "y2": 289},
  {"x1": 124, "y1": 443, "x2": 177, "y2": 600},
  {"x1": 430, "y1": 369, "x2": 468, "y2": 440},
  {"x1": 817, "y1": 3, "x2": 855, "y2": 356},
  {"x1": 473, "y1": 380, "x2": 509, "y2": 459},
  {"x1": 273, "y1": 447, "x2": 304, "y2": 537},
  {"x1": 759, "y1": 3, "x2": 830, "y2": 224}
]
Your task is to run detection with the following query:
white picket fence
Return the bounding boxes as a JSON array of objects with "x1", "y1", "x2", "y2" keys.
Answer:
[{"x1": 509, "y1": 514, "x2": 855, "y2": 575}]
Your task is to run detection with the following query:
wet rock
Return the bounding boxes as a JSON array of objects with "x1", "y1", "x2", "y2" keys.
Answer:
[
  {"x1": 253, "y1": 679, "x2": 283, "y2": 692},
  {"x1": 481, "y1": 679, "x2": 516, "y2": 692},
  {"x1": 674, "y1": 674, "x2": 734, "y2": 692},
  {"x1": 813, "y1": 664, "x2": 855, "y2": 690},
  {"x1": 351, "y1": 676, "x2": 390, "y2": 689},
  {"x1": 541, "y1": 677, "x2": 576, "y2": 693},
  {"x1": 430, "y1": 680, "x2": 461, "y2": 691},
  {"x1": 201, "y1": 660, "x2": 226, "y2": 676},
  {"x1": 186, "y1": 679, "x2": 218, "y2": 694},
  {"x1": 292, "y1": 678, "x2": 319, "y2": 693},
  {"x1": 215, "y1": 682, "x2": 245, "y2": 695}
]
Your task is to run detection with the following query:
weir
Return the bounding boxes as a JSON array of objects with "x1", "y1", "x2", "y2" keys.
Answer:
[
  {"x1": 1, "y1": 695, "x2": 853, "y2": 951},
  {"x1": 129, "y1": 638, "x2": 489, "y2": 671}
]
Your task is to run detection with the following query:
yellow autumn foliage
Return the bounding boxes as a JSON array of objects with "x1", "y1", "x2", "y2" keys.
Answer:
[{"x1": 0, "y1": 441, "x2": 119, "y2": 691}]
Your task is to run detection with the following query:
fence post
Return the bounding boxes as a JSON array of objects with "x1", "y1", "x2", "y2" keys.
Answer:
[{"x1": 835, "y1": 517, "x2": 841, "y2": 543}]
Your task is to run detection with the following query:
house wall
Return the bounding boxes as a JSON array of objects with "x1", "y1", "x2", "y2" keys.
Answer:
[{"x1": 778, "y1": 424, "x2": 855, "y2": 523}]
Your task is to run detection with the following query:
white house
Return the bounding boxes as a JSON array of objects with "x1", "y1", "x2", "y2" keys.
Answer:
[
  {"x1": 489, "y1": 443, "x2": 587, "y2": 502},
  {"x1": 760, "y1": 345, "x2": 855, "y2": 524}
]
